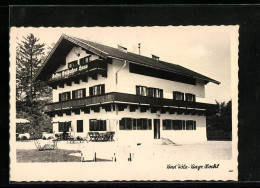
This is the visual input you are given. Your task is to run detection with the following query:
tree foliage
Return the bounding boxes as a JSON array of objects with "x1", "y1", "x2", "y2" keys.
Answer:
[
  {"x1": 207, "y1": 100, "x2": 232, "y2": 140},
  {"x1": 16, "y1": 33, "x2": 52, "y2": 135}
]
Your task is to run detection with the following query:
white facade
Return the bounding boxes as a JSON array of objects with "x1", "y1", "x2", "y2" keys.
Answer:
[{"x1": 49, "y1": 46, "x2": 211, "y2": 144}]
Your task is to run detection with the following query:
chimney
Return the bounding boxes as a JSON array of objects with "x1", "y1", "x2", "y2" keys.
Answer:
[
  {"x1": 118, "y1": 45, "x2": 127, "y2": 53},
  {"x1": 152, "y1": 54, "x2": 160, "y2": 61}
]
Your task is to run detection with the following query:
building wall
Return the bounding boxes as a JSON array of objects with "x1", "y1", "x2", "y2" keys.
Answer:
[
  {"x1": 113, "y1": 59, "x2": 206, "y2": 99},
  {"x1": 52, "y1": 48, "x2": 206, "y2": 102},
  {"x1": 52, "y1": 106, "x2": 206, "y2": 144},
  {"x1": 51, "y1": 48, "x2": 208, "y2": 144},
  {"x1": 52, "y1": 47, "x2": 117, "y2": 102}
]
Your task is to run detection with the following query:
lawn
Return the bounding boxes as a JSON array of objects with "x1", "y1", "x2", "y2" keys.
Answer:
[{"x1": 16, "y1": 149, "x2": 81, "y2": 163}]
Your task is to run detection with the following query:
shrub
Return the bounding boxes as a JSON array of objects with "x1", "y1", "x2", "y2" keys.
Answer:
[{"x1": 21, "y1": 136, "x2": 28, "y2": 141}]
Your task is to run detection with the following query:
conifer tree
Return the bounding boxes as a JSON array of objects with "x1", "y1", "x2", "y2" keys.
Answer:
[{"x1": 16, "y1": 33, "x2": 52, "y2": 136}]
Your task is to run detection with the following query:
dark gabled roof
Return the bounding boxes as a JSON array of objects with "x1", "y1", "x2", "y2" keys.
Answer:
[{"x1": 35, "y1": 34, "x2": 220, "y2": 84}]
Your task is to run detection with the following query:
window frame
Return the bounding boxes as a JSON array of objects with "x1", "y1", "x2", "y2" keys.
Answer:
[
  {"x1": 89, "y1": 84, "x2": 105, "y2": 96},
  {"x1": 72, "y1": 88, "x2": 86, "y2": 99},
  {"x1": 173, "y1": 91, "x2": 184, "y2": 101},
  {"x1": 120, "y1": 118, "x2": 152, "y2": 130},
  {"x1": 136, "y1": 85, "x2": 163, "y2": 98},
  {"x1": 68, "y1": 60, "x2": 78, "y2": 69},
  {"x1": 89, "y1": 119, "x2": 107, "y2": 131},
  {"x1": 59, "y1": 92, "x2": 71, "y2": 102}
]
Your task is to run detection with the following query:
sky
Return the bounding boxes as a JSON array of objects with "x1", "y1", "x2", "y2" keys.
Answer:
[{"x1": 12, "y1": 26, "x2": 238, "y2": 104}]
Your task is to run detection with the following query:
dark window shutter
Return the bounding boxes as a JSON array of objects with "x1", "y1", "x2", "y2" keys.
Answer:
[
  {"x1": 101, "y1": 84, "x2": 105, "y2": 94},
  {"x1": 89, "y1": 87, "x2": 93, "y2": 96},
  {"x1": 67, "y1": 92, "x2": 71, "y2": 100},
  {"x1": 182, "y1": 93, "x2": 184, "y2": 101},
  {"x1": 103, "y1": 120, "x2": 107, "y2": 131},
  {"x1": 83, "y1": 88, "x2": 86, "y2": 97},
  {"x1": 160, "y1": 89, "x2": 163, "y2": 98},
  {"x1": 193, "y1": 121, "x2": 196, "y2": 130},
  {"x1": 185, "y1": 93, "x2": 188, "y2": 101},
  {"x1": 148, "y1": 119, "x2": 152, "y2": 130},
  {"x1": 80, "y1": 58, "x2": 84, "y2": 65},
  {"x1": 74, "y1": 60, "x2": 78, "y2": 66},
  {"x1": 173, "y1": 92, "x2": 176, "y2": 100},
  {"x1": 193, "y1": 95, "x2": 196, "y2": 102},
  {"x1": 136, "y1": 86, "x2": 140, "y2": 95},
  {"x1": 59, "y1": 94, "x2": 61, "y2": 102},
  {"x1": 182, "y1": 120, "x2": 186, "y2": 130},
  {"x1": 72, "y1": 91, "x2": 75, "y2": 99}
]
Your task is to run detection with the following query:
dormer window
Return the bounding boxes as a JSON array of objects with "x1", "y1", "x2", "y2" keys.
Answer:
[
  {"x1": 68, "y1": 60, "x2": 78, "y2": 69},
  {"x1": 173, "y1": 91, "x2": 184, "y2": 101},
  {"x1": 185, "y1": 93, "x2": 196, "y2": 102}
]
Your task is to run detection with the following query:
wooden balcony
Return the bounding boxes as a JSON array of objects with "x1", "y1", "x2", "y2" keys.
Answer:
[
  {"x1": 47, "y1": 59, "x2": 108, "y2": 84},
  {"x1": 44, "y1": 92, "x2": 218, "y2": 113}
]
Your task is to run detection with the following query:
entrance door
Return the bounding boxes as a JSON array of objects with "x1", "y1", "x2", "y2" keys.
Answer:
[{"x1": 153, "y1": 119, "x2": 160, "y2": 139}]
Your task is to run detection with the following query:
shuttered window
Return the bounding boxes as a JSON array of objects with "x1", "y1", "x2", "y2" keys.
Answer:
[
  {"x1": 68, "y1": 60, "x2": 78, "y2": 69},
  {"x1": 136, "y1": 85, "x2": 163, "y2": 98},
  {"x1": 59, "y1": 92, "x2": 71, "y2": 102},
  {"x1": 72, "y1": 88, "x2": 86, "y2": 99},
  {"x1": 80, "y1": 55, "x2": 91, "y2": 66},
  {"x1": 89, "y1": 84, "x2": 105, "y2": 96}
]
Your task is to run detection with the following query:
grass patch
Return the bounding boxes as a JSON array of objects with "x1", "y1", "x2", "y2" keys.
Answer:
[{"x1": 16, "y1": 149, "x2": 81, "y2": 163}]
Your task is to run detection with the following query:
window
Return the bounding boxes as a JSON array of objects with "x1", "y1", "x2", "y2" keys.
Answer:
[
  {"x1": 136, "y1": 85, "x2": 163, "y2": 98},
  {"x1": 68, "y1": 60, "x2": 78, "y2": 69},
  {"x1": 173, "y1": 91, "x2": 184, "y2": 101},
  {"x1": 120, "y1": 118, "x2": 132, "y2": 130},
  {"x1": 185, "y1": 120, "x2": 196, "y2": 130},
  {"x1": 163, "y1": 120, "x2": 194, "y2": 130},
  {"x1": 172, "y1": 120, "x2": 183, "y2": 130},
  {"x1": 89, "y1": 119, "x2": 106, "y2": 131},
  {"x1": 120, "y1": 118, "x2": 152, "y2": 130},
  {"x1": 163, "y1": 119, "x2": 172, "y2": 130},
  {"x1": 72, "y1": 88, "x2": 86, "y2": 99},
  {"x1": 59, "y1": 92, "x2": 71, "y2": 102},
  {"x1": 80, "y1": 55, "x2": 91, "y2": 66},
  {"x1": 185, "y1": 93, "x2": 196, "y2": 102},
  {"x1": 89, "y1": 84, "x2": 105, "y2": 96},
  {"x1": 77, "y1": 120, "x2": 83, "y2": 132},
  {"x1": 58, "y1": 122, "x2": 71, "y2": 132}
]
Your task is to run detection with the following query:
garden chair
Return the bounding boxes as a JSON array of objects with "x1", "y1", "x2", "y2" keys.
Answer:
[
  {"x1": 88, "y1": 132, "x2": 95, "y2": 142},
  {"x1": 103, "y1": 132, "x2": 112, "y2": 141},
  {"x1": 34, "y1": 139, "x2": 57, "y2": 151},
  {"x1": 93, "y1": 132, "x2": 100, "y2": 142},
  {"x1": 108, "y1": 132, "x2": 115, "y2": 141}
]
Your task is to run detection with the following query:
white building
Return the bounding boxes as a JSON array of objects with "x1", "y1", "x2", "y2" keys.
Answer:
[{"x1": 35, "y1": 34, "x2": 220, "y2": 144}]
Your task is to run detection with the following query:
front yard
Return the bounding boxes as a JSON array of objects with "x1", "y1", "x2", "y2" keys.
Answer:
[{"x1": 16, "y1": 140, "x2": 232, "y2": 162}]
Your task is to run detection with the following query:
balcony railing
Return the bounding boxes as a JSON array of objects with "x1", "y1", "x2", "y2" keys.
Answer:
[
  {"x1": 49, "y1": 59, "x2": 107, "y2": 82},
  {"x1": 44, "y1": 92, "x2": 217, "y2": 112}
]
